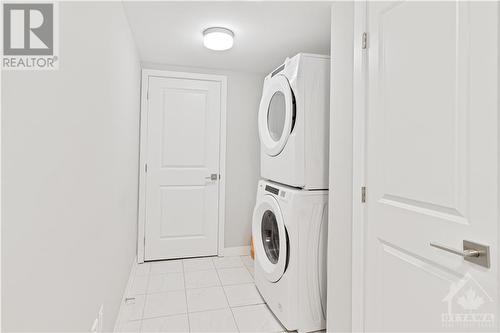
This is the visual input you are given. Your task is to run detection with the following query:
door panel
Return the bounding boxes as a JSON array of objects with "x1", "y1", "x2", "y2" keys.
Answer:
[
  {"x1": 377, "y1": 1, "x2": 467, "y2": 221},
  {"x1": 145, "y1": 76, "x2": 221, "y2": 260},
  {"x1": 375, "y1": 241, "x2": 457, "y2": 331},
  {"x1": 365, "y1": 2, "x2": 498, "y2": 331},
  {"x1": 161, "y1": 90, "x2": 207, "y2": 167},
  {"x1": 159, "y1": 186, "x2": 205, "y2": 237}
]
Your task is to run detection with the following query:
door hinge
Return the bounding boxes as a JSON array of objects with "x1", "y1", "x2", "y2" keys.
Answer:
[
  {"x1": 145, "y1": 163, "x2": 148, "y2": 173},
  {"x1": 361, "y1": 186, "x2": 367, "y2": 203},
  {"x1": 146, "y1": 89, "x2": 149, "y2": 100},
  {"x1": 362, "y1": 32, "x2": 368, "y2": 49}
]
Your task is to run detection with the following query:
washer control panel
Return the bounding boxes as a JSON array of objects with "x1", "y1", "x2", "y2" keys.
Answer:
[
  {"x1": 265, "y1": 184, "x2": 287, "y2": 199},
  {"x1": 265, "y1": 185, "x2": 279, "y2": 195}
]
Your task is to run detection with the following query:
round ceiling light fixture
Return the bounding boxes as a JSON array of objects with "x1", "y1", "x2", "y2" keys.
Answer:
[{"x1": 203, "y1": 27, "x2": 234, "y2": 51}]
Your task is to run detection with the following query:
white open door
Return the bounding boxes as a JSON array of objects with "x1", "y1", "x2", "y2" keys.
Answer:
[
  {"x1": 362, "y1": 1, "x2": 498, "y2": 331},
  {"x1": 140, "y1": 71, "x2": 226, "y2": 261}
]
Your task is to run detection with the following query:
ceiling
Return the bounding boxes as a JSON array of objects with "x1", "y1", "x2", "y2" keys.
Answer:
[{"x1": 123, "y1": 1, "x2": 332, "y2": 74}]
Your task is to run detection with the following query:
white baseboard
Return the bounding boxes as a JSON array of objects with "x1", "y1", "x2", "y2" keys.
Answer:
[{"x1": 223, "y1": 246, "x2": 251, "y2": 257}]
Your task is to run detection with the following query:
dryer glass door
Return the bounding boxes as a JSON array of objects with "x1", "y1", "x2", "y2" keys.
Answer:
[
  {"x1": 267, "y1": 92, "x2": 287, "y2": 142},
  {"x1": 252, "y1": 195, "x2": 288, "y2": 282},
  {"x1": 258, "y1": 75, "x2": 295, "y2": 156}
]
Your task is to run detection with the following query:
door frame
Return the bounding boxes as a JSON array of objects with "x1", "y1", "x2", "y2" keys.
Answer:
[
  {"x1": 351, "y1": 1, "x2": 368, "y2": 331},
  {"x1": 328, "y1": 2, "x2": 368, "y2": 332},
  {"x1": 137, "y1": 69, "x2": 228, "y2": 263}
]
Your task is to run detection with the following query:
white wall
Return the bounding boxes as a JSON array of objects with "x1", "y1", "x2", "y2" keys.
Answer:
[
  {"x1": 2, "y1": 3, "x2": 141, "y2": 331},
  {"x1": 141, "y1": 63, "x2": 263, "y2": 249},
  {"x1": 327, "y1": 3, "x2": 355, "y2": 333}
]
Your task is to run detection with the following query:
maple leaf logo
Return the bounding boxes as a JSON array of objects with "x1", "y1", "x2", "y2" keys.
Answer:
[{"x1": 457, "y1": 288, "x2": 484, "y2": 311}]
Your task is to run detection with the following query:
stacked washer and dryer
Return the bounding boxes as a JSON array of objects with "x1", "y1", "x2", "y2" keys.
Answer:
[{"x1": 252, "y1": 53, "x2": 330, "y2": 333}]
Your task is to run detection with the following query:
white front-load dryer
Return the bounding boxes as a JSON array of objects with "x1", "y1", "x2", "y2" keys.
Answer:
[
  {"x1": 252, "y1": 180, "x2": 328, "y2": 333},
  {"x1": 259, "y1": 53, "x2": 330, "y2": 189}
]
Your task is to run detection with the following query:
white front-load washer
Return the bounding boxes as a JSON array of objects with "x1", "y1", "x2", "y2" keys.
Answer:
[
  {"x1": 259, "y1": 53, "x2": 330, "y2": 189},
  {"x1": 252, "y1": 180, "x2": 328, "y2": 333}
]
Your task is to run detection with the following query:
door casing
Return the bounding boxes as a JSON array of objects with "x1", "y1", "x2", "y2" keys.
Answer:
[
  {"x1": 137, "y1": 69, "x2": 227, "y2": 263},
  {"x1": 351, "y1": 2, "x2": 368, "y2": 331}
]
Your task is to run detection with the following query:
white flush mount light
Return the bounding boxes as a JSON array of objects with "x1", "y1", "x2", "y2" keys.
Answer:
[{"x1": 203, "y1": 27, "x2": 234, "y2": 51}]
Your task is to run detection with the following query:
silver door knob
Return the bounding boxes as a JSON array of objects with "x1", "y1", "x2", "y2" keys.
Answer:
[
  {"x1": 205, "y1": 173, "x2": 218, "y2": 181},
  {"x1": 429, "y1": 240, "x2": 490, "y2": 268}
]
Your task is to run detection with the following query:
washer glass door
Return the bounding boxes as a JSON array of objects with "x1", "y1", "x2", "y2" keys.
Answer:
[
  {"x1": 252, "y1": 194, "x2": 287, "y2": 282},
  {"x1": 261, "y1": 210, "x2": 281, "y2": 264},
  {"x1": 258, "y1": 75, "x2": 295, "y2": 156}
]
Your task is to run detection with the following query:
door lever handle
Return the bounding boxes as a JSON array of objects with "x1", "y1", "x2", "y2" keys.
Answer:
[
  {"x1": 429, "y1": 240, "x2": 490, "y2": 268},
  {"x1": 429, "y1": 242, "x2": 482, "y2": 257},
  {"x1": 205, "y1": 173, "x2": 218, "y2": 181}
]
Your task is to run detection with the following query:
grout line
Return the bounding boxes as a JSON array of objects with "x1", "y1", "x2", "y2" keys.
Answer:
[
  {"x1": 214, "y1": 265, "x2": 246, "y2": 270},
  {"x1": 215, "y1": 256, "x2": 241, "y2": 332},
  {"x1": 120, "y1": 258, "x2": 263, "y2": 332},
  {"x1": 186, "y1": 302, "x2": 231, "y2": 314},
  {"x1": 183, "y1": 268, "x2": 217, "y2": 274},
  {"x1": 114, "y1": 258, "x2": 139, "y2": 332},
  {"x1": 139, "y1": 305, "x2": 275, "y2": 319},
  {"x1": 263, "y1": 302, "x2": 287, "y2": 333},
  {"x1": 150, "y1": 268, "x2": 184, "y2": 275},
  {"x1": 138, "y1": 288, "x2": 187, "y2": 295},
  {"x1": 140, "y1": 270, "x2": 186, "y2": 295},
  {"x1": 181, "y1": 258, "x2": 192, "y2": 332},
  {"x1": 227, "y1": 302, "x2": 265, "y2": 310},
  {"x1": 183, "y1": 259, "x2": 217, "y2": 273},
  {"x1": 141, "y1": 311, "x2": 190, "y2": 321},
  {"x1": 139, "y1": 303, "x2": 236, "y2": 320},
  {"x1": 243, "y1": 262, "x2": 255, "y2": 279},
  {"x1": 137, "y1": 264, "x2": 152, "y2": 332},
  {"x1": 117, "y1": 263, "x2": 147, "y2": 328},
  {"x1": 185, "y1": 284, "x2": 223, "y2": 291}
]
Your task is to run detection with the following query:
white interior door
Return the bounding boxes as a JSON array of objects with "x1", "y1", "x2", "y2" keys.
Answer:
[
  {"x1": 144, "y1": 75, "x2": 222, "y2": 260},
  {"x1": 364, "y1": 1, "x2": 498, "y2": 331}
]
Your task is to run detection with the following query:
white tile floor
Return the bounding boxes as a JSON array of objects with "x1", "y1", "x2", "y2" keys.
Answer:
[{"x1": 115, "y1": 255, "x2": 287, "y2": 333}]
